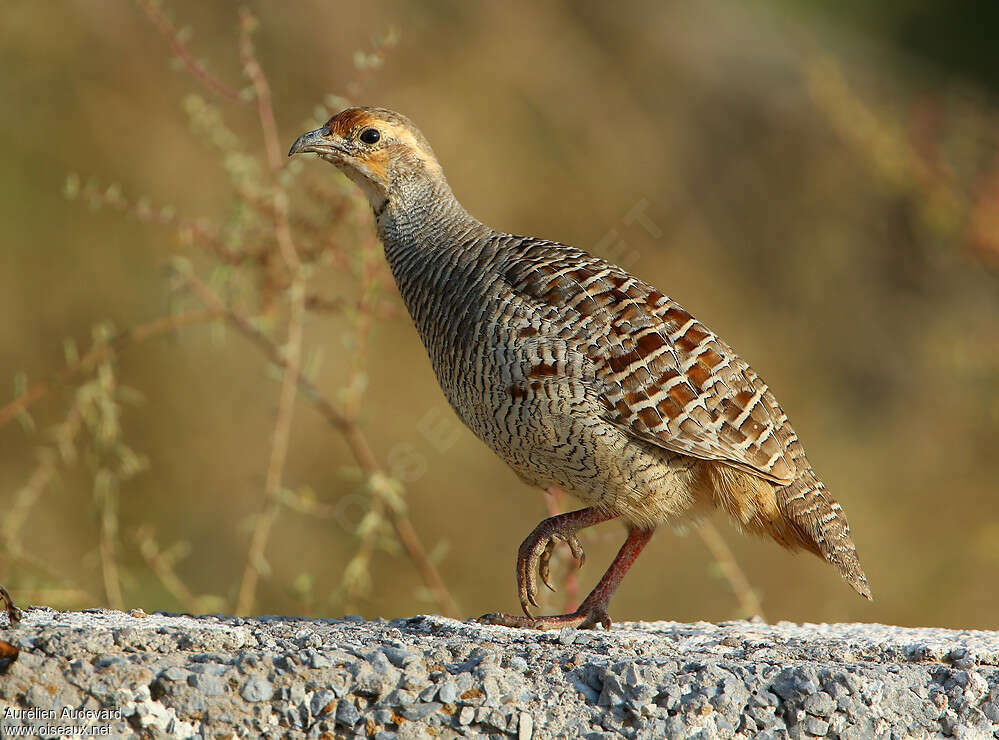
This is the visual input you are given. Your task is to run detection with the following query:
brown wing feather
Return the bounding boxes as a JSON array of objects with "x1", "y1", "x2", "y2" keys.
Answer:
[
  {"x1": 506, "y1": 243, "x2": 797, "y2": 484},
  {"x1": 500, "y1": 240, "x2": 870, "y2": 598}
]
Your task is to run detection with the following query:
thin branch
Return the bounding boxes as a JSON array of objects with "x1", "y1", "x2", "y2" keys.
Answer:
[
  {"x1": 391, "y1": 517, "x2": 459, "y2": 616},
  {"x1": 183, "y1": 273, "x2": 458, "y2": 616},
  {"x1": 45, "y1": 9, "x2": 457, "y2": 619},
  {"x1": 235, "y1": 10, "x2": 306, "y2": 615},
  {"x1": 238, "y1": 12, "x2": 291, "y2": 185},
  {"x1": 304, "y1": 294, "x2": 345, "y2": 313},
  {"x1": 802, "y1": 48, "x2": 999, "y2": 276},
  {"x1": 341, "y1": 235, "x2": 384, "y2": 610},
  {"x1": 2, "y1": 457, "x2": 57, "y2": 557},
  {"x1": 0, "y1": 309, "x2": 220, "y2": 430},
  {"x1": 3, "y1": 6, "x2": 456, "y2": 623},
  {"x1": 134, "y1": 527, "x2": 200, "y2": 613},
  {"x1": 2, "y1": 322, "x2": 192, "y2": 615},
  {"x1": 135, "y1": 0, "x2": 245, "y2": 104},
  {"x1": 97, "y1": 473, "x2": 125, "y2": 610},
  {"x1": 75, "y1": 182, "x2": 246, "y2": 265},
  {"x1": 695, "y1": 521, "x2": 765, "y2": 620},
  {"x1": 237, "y1": 182, "x2": 356, "y2": 262},
  {"x1": 274, "y1": 488, "x2": 338, "y2": 518},
  {"x1": 1, "y1": 400, "x2": 97, "y2": 610},
  {"x1": 234, "y1": 279, "x2": 304, "y2": 615},
  {"x1": 89, "y1": 354, "x2": 126, "y2": 611}
]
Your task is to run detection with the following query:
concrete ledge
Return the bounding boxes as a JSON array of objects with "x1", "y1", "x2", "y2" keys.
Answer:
[{"x1": 1, "y1": 608, "x2": 998, "y2": 738}]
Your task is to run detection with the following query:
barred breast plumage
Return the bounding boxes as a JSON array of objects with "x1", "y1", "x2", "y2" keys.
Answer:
[{"x1": 290, "y1": 106, "x2": 871, "y2": 629}]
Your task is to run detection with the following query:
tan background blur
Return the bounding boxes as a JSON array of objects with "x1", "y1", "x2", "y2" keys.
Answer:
[{"x1": 2, "y1": 1, "x2": 997, "y2": 629}]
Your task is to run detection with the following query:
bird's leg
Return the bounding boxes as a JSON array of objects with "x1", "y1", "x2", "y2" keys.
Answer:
[
  {"x1": 479, "y1": 509, "x2": 654, "y2": 630},
  {"x1": 0, "y1": 584, "x2": 20, "y2": 626},
  {"x1": 514, "y1": 507, "x2": 609, "y2": 613}
]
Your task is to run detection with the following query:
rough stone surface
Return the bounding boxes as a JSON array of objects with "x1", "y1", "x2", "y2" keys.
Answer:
[{"x1": 1, "y1": 608, "x2": 998, "y2": 738}]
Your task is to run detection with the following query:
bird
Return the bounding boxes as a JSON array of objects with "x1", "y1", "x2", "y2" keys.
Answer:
[{"x1": 289, "y1": 107, "x2": 871, "y2": 630}]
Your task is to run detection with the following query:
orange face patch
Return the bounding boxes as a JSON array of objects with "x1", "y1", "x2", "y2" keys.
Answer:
[
  {"x1": 324, "y1": 108, "x2": 443, "y2": 179},
  {"x1": 358, "y1": 148, "x2": 390, "y2": 181}
]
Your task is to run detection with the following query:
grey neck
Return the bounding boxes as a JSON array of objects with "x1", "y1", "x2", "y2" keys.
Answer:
[
  {"x1": 376, "y1": 176, "x2": 485, "y2": 252},
  {"x1": 373, "y1": 174, "x2": 507, "y2": 380}
]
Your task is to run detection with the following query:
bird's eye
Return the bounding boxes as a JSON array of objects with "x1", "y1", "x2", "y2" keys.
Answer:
[{"x1": 359, "y1": 128, "x2": 381, "y2": 145}]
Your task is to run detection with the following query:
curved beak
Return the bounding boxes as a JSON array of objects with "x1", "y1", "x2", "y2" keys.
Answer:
[{"x1": 288, "y1": 127, "x2": 346, "y2": 158}]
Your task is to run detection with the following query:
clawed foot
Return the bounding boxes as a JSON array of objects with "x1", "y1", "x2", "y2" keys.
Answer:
[
  {"x1": 517, "y1": 520, "x2": 586, "y2": 616},
  {"x1": 480, "y1": 513, "x2": 652, "y2": 633},
  {"x1": 477, "y1": 601, "x2": 612, "y2": 631}
]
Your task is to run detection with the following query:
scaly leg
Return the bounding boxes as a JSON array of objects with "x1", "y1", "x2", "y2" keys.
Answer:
[{"x1": 478, "y1": 507, "x2": 654, "y2": 630}]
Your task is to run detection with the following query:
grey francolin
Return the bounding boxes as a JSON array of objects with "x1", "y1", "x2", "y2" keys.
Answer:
[{"x1": 290, "y1": 107, "x2": 871, "y2": 629}]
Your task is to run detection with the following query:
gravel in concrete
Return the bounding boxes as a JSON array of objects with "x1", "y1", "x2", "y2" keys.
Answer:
[{"x1": 0, "y1": 608, "x2": 997, "y2": 738}]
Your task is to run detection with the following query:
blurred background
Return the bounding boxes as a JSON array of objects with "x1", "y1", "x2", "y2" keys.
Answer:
[{"x1": 2, "y1": 0, "x2": 997, "y2": 630}]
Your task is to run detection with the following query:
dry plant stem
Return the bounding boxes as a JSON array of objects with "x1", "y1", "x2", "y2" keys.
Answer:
[
  {"x1": 233, "y1": 183, "x2": 353, "y2": 267},
  {"x1": 233, "y1": 281, "x2": 304, "y2": 615},
  {"x1": 695, "y1": 520, "x2": 765, "y2": 620},
  {"x1": 238, "y1": 12, "x2": 293, "y2": 208},
  {"x1": 184, "y1": 273, "x2": 458, "y2": 617},
  {"x1": 98, "y1": 478, "x2": 125, "y2": 611},
  {"x1": 234, "y1": 12, "x2": 306, "y2": 615},
  {"x1": 58, "y1": 6, "x2": 458, "y2": 618},
  {"x1": 1, "y1": 405, "x2": 95, "y2": 603},
  {"x1": 304, "y1": 295, "x2": 346, "y2": 313},
  {"x1": 135, "y1": 0, "x2": 245, "y2": 104},
  {"x1": 390, "y1": 518, "x2": 458, "y2": 614},
  {"x1": 79, "y1": 184, "x2": 244, "y2": 265},
  {"x1": 2, "y1": 462, "x2": 57, "y2": 557},
  {"x1": 802, "y1": 49, "x2": 999, "y2": 274},
  {"x1": 93, "y1": 360, "x2": 126, "y2": 611},
  {"x1": 1, "y1": 314, "x2": 211, "y2": 613},
  {"x1": 0, "y1": 309, "x2": 219, "y2": 430},
  {"x1": 341, "y1": 236, "x2": 384, "y2": 611},
  {"x1": 134, "y1": 527, "x2": 200, "y2": 613},
  {"x1": 212, "y1": 23, "x2": 455, "y2": 614},
  {"x1": 276, "y1": 491, "x2": 338, "y2": 518}
]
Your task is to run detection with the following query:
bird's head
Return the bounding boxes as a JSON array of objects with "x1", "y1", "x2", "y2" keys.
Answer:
[{"x1": 288, "y1": 107, "x2": 444, "y2": 213}]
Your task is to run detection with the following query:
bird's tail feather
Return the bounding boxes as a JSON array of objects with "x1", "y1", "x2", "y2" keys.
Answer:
[
  {"x1": 775, "y1": 472, "x2": 872, "y2": 599},
  {"x1": 706, "y1": 462, "x2": 872, "y2": 599}
]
